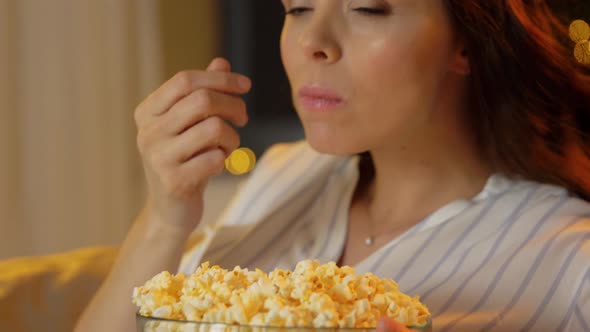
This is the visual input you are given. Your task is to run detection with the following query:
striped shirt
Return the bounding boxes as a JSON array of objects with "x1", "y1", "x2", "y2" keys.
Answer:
[{"x1": 179, "y1": 140, "x2": 590, "y2": 332}]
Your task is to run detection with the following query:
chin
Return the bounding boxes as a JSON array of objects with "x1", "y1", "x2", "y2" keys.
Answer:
[{"x1": 303, "y1": 124, "x2": 367, "y2": 156}]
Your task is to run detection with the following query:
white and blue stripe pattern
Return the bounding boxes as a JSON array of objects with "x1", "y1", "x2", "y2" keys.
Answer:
[{"x1": 179, "y1": 140, "x2": 590, "y2": 332}]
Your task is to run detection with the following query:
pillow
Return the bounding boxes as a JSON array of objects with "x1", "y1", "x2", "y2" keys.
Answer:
[{"x1": 0, "y1": 246, "x2": 117, "y2": 332}]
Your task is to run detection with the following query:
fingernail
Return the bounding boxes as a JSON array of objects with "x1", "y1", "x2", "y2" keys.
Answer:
[
  {"x1": 238, "y1": 76, "x2": 251, "y2": 90},
  {"x1": 377, "y1": 317, "x2": 388, "y2": 331}
]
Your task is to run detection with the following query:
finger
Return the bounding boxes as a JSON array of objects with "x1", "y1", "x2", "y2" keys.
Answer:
[
  {"x1": 167, "y1": 116, "x2": 241, "y2": 163},
  {"x1": 377, "y1": 317, "x2": 410, "y2": 332},
  {"x1": 158, "y1": 147, "x2": 226, "y2": 200},
  {"x1": 180, "y1": 147, "x2": 227, "y2": 183},
  {"x1": 161, "y1": 89, "x2": 248, "y2": 135},
  {"x1": 207, "y1": 57, "x2": 231, "y2": 72},
  {"x1": 136, "y1": 68, "x2": 251, "y2": 124}
]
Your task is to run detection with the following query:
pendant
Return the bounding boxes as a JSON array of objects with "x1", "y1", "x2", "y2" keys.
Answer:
[{"x1": 364, "y1": 236, "x2": 374, "y2": 246}]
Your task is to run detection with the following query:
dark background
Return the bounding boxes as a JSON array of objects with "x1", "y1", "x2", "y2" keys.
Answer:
[
  {"x1": 221, "y1": 0, "x2": 303, "y2": 157},
  {"x1": 550, "y1": 1, "x2": 590, "y2": 18}
]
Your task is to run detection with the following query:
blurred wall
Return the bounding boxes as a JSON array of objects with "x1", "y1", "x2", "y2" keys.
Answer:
[
  {"x1": 0, "y1": 0, "x2": 25, "y2": 261},
  {"x1": 0, "y1": 1, "x2": 221, "y2": 260},
  {"x1": 0, "y1": 0, "x2": 164, "y2": 260},
  {"x1": 159, "y1": 0, "x2": 221, "y2": 77}
]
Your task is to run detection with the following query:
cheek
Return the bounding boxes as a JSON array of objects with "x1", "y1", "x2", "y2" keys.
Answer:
[
  {"x1": 348, "y1": 37, "x2": 453, "y2": 141},
  {"x1": 363, "y1": 41, "x2": 407, "y2": 82},
  {"x1": 354, "y1": 33, "x2": 452, "y2": 110},
  {"x1": 353, "y1": 39, "x2": 419, "y2": 109}
]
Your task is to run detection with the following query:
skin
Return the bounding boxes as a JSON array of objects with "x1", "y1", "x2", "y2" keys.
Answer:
[
  {"x1": 379, "y1": 317, "x2": 417, "y2": 332},
  {"x1": 76, "y1": 1, "x2": 491, "y2": 330}
]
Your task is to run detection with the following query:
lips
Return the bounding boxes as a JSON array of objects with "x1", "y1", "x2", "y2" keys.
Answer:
[{"x1": 297, "y1": 85, "x2": 345, "y2": 112}]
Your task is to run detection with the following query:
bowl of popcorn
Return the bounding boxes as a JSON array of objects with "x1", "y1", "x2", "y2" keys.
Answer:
[{"x1": 133, "y1": 260, "x2": 432, "y2": 332}]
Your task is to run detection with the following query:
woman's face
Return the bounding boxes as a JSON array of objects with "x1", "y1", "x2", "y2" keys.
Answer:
[{"x1": 280, "y1": 0, "x2": 467, "y2": 155}]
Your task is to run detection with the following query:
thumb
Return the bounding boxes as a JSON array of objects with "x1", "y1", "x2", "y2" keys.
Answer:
[
  {"x1": 206, "y1": 57, "x2": 231, "y2": 72},
  {"x1": 377, "y1": 317, "x2": 411, "y2": 332}
]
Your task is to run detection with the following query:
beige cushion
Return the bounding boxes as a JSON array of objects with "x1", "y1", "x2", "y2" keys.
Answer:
[{"x1": 0, "y1": 246, "x2": 117, "y2": 332}]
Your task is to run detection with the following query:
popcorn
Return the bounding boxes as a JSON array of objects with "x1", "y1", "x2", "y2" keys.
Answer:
[
  {"x1": 132, "y1": 271, "x2": 186, "y2": 320},
  {"x1": 133, "y1": 260, "x2": 430, "y2": 329}
]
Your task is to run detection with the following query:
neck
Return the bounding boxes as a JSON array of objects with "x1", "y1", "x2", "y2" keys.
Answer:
[{"x1": 359, "y1": 116, "x2": 493, "y2": 232}]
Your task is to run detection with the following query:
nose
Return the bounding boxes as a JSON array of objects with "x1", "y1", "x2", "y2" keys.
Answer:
[{"x1": 298, "y1": 16, "x2": 342, "y2": 63}]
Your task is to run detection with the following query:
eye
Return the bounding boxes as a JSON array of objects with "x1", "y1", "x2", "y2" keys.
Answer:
[
  {"x1": 354, "y1": 7, "x2": 388, "y2": 15},
  {"x1": 284, "y1": 7, "x2": 312, "y2": 16}
]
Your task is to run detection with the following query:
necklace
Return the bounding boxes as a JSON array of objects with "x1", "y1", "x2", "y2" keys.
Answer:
[
  {"x1": 361, "y1": 185, "x2": 407, "y2": 247},
  {"x1": 364, "y1": 204, "x2": 378, "y2": 246},
  {"x1": 363, "y1": 185, "x2": 379, "y2": 246},
  {"x1": 364, "y1": 212, "x2": 404, "y2": 247}
]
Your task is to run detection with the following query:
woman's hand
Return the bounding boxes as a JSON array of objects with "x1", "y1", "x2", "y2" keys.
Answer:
[
  {"x1": 377, "y1": 317, "x2": 413, "y2": 332},
  {"x1": 134, "y1": 57, "x2": 251, "y2": 234}
]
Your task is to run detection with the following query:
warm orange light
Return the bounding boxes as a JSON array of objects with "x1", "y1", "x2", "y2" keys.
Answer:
[{"x1": 570, "y1": 20, "x2": 590, "y2": 65}]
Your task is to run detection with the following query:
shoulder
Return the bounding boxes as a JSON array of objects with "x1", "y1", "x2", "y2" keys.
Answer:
[
  {"x1": 517, "y1": 187, "x2": 590, "y2": 329},
  {"x1": 479, "y1": 175, "x2": 590, "y2": 270},
  {"x1": 455, "y1": 178, "x2": 590, "y2": 329},
  {"x1": 215, "y1": 140, "x2": 357, "y2": 227},
  {"x1": 471, "y1": 175, "x2": 590, "y2": 237},
  {"x1": 501, "y1": 176, "x2": 590, "y2": 241},
  {"x1": 500, "y1": 177, "x2": 590, "y2": 281},
  {"x1": 494, "y1": 175, "x2": 590, "y2": 221}
]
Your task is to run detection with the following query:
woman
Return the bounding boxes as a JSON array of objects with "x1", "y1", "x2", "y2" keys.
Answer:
[{"x1": 75, "y1": 0, "x2": 590, "y2": 331}]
